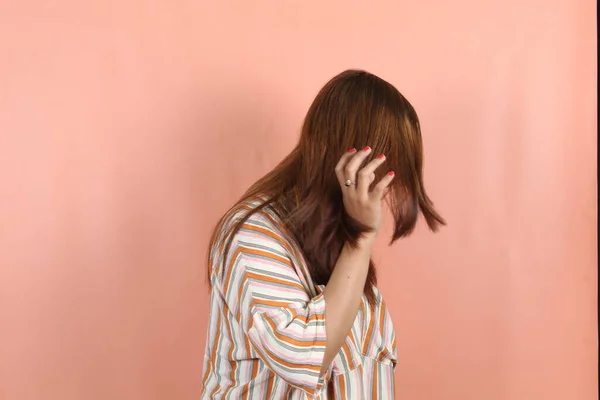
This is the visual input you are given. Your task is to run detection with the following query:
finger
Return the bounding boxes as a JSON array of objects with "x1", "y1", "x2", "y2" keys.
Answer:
[
  {"x1": 371, "y1": 171, "x2": 395, "y2": 199},
  {"x1": 335, "y1": 148, "x2": 358, "y2": 186},
  {"x1": 356, "y1": 153, "x2": 387, "y2": 194},
  {"x1": 343, "y1": 146, "x2": 372, "y2": 187}
]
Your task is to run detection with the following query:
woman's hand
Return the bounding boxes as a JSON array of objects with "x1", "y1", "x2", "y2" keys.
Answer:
[{"x1": 335, "y1": 146, "x2": 395, "y2": 237}]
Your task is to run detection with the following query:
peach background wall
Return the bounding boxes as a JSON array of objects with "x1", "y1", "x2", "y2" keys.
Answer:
[{"x1": 0, "y1": 1, "x2": 596, "y2": 399}]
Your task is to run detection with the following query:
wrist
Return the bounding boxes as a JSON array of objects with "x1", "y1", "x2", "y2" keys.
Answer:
[{"x1": 357, "y1": 232, "x2": 376, "y2": 248}]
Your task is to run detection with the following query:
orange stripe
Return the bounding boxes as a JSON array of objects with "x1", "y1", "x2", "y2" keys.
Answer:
[
  {"x1": 224, "y1": 316, "x2": 237, "y2": 398},
  {"x1": 222, "y1": 246, "x2": 244, "y2": 305},
  {"x1": 339, "y1": 373, "x2": 347, "y2": 399},
  {"x1": 363, "y1": 306, "x2": 377, "y2": 354},
  {"x1": 284, "y1": 384, "x2": 293, "y2": 397},
  {"x1": 341, "y1": 340, "x2": 353, "y2": 369},
  {"x1": 372, "y1": 361, "x2": 379, "y2": 398},
  {"x1": 243, "y1": 223, "x2": 286, "y2": 246},
  {"x1": 249, "y1": 358, "x2": 259, "y2": 383},
  {"x1": 251, "y1": 299, "x2": 300, "y2": 309},
  {"x1": 377, "y1": 348, "x2": 391, "y2": 362},
  {"x1": 265, "y1": 370, "x2": 275, "y2": 398},
  {"x1": 376, "y1": 306, "x2": 388, "y2": 361},
  {"x1": 236, "y1": 269, "x2": 245, "y2": 322},
  {"x1": 208, "y1": 312, "x2": 223, "y2": 398},
  {"x1": 239, "y1": 246, "x2": 292, "y2": 268},
  {"x1": 244, "y1": 270, "x2": 304, "y2": 292},
  {"x1": 201, "y1": 360, "x2": 212, "y2": 393},
  {"x1": 261, "y1": 310, "x2": 327, "y2": 348},
  {"x1": 240, "y1": 359, "x2": 260, "y2": 400}
]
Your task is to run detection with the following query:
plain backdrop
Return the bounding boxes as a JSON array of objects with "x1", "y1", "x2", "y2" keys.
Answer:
[{"x1": 0, "y1": 1, "x2": 597, "y2": 399}]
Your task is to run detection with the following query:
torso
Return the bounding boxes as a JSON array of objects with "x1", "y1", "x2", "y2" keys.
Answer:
[{"x1": 201, "y1": 200, "x2": 397, "y2": 399}]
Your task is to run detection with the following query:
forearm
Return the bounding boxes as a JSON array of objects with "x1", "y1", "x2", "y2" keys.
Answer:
[{"x1": 320, "y1": 234, "x2": 374, "y2": 375}]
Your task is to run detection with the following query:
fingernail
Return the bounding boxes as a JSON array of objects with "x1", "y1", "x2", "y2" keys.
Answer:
[
  {"x1": 378, "y1": 154, "x2": 385, "y2": 159},
  {"x1": 348, "y1": 148, "x2": 357, "y2": 153},
  {"x1": 388, "y1": 171, "x2": 395, "y2": 176},
  {"x1": 363, "y1": 146, "x2": 371, "y2": 151}
]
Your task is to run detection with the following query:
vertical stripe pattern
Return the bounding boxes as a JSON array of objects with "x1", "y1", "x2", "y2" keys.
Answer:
[{"x1": 201, "y1": 201, "x2": 397, "y2": 399}]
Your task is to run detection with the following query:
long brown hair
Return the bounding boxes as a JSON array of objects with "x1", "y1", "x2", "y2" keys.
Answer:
[{"x1": 207, "y1": 69, "x2": 445, "y2": 304}]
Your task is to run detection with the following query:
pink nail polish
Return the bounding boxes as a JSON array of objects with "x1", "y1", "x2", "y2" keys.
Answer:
[
  {"x1": 388, "y1": 171, "x2": 395, "y2": 176},
  {"x1": 348, "y1": 148, "x2": 357, "y2": 153},
  {"x1": 363, "y1": 146, "x2": 371, "y2": 151},
  {"x1": 378, "y1": 154, "x2": 385, "y2": 159}
]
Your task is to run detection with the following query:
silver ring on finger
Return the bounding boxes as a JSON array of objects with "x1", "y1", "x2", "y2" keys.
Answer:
[{"x1": 344, "y1": 179, "x2": 356, "y2": 187}]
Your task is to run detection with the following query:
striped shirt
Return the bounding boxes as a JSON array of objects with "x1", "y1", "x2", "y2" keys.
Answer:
[{"x1": 201, "y1": 201, "x2": 397, "y2": 399}]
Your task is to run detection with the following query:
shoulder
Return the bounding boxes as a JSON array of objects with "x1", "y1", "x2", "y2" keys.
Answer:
[
  {"x1": 223, "y1": 199, "x2": 289, "y2": 245},
  {"x1": 210, "y1": 199, "x2": 294, "y2": 275}
]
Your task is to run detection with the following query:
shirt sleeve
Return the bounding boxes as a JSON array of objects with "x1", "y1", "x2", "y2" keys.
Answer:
[{"x1": 219, "y1": 213, "x2": 329, "y2": 396}]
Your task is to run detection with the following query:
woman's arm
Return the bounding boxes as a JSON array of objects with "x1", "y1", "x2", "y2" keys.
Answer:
[
  {"x1": 321, "y1": 234, "x2": 374, "y2": 375},
  {"x1": 322, "y1": 146, "x2": 395, "y2": 374}
]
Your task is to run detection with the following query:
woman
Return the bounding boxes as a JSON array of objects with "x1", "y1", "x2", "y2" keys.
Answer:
[{"x1": 201, "y1": 70, "x2": 445, "y2": 399}]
